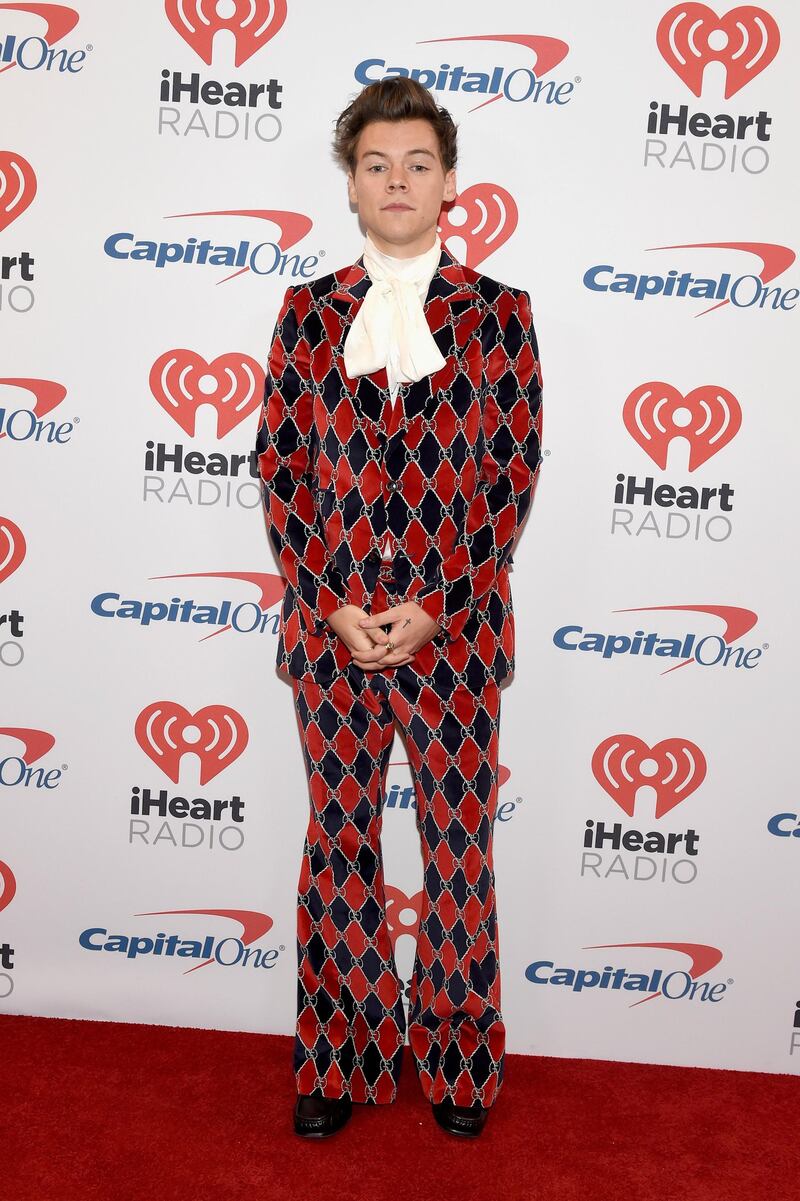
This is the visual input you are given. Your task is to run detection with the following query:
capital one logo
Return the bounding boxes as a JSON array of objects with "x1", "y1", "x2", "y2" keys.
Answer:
[
  {"x1": 149, "y1": 350, "x2": 264, "y2": 437},
  {"x1": 0, "y1": 516, "x2": 26, "y2": 584},
  {"x1": 0, "y1": 150, "x2": 36, "y2": 232},
  {"x1": 135, "y1": 701, "x2": 248, "y2": 785},
  {"x1": 554, "y1": 603, "x2": 764, "y2": 673},
  {"x1": 584, "y1": 241, "x2": 797, "y2": 317},
  {"x1": 0, "y1": 377, "x2": 66, "y2": 429},
  {"x1": 526, "y1": 942, "x2": 729, "y2": 1006},
  {"x1": 623, "y1": 381, "x2": 742, "y2": 470},
  {"x1": 0, "y1": 2, "x2": 80, "y2": 74},
  {"x1": 657, "y1": 4, "x2": 780, "y2": 97},
  {"x1": 592, "y1": 735, "x2": 706, "y2": 818},
  {"x1": 356, "y1": 33, "x2": 576, "y2": 116},
  {"x1": 80, "y1": 908, "x2": 277, "y2": 975},
  {"x1": 0, "y1": 726, "x2": 55, "y2": 765},
  {"x1": 165, "y1": 0, "x2": 286, "y2": 66},
  {"x1": 440, "y1": 184, "x2": 517, "y2": 269},
  {"x1": 0, "y1": 726, "x2": 64, "y2": 790}
]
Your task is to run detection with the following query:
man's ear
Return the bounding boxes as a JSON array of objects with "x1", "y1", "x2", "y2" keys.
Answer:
[
  {"x1": 346, "y1": 171, "x2": 357, "y2": 205},
  {"x1": 443, "y1": 168, "x2": 457, "y2": 203}
]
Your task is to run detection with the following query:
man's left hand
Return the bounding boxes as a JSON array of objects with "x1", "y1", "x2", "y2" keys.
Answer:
[{"x1": 352, "y1": 601, "x2": 442, "y2": 670}]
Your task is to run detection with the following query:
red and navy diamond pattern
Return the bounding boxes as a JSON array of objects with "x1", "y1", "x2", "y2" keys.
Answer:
[
  {"x1": 290, "y1": 645, "x2": 505, "y2": 1107},
  {"x1": 257, "y1": 243, "x2": 542, "y2": 1106},
  {"x1": 256, "y1": 242, "x2": 543, "y2": 695}
]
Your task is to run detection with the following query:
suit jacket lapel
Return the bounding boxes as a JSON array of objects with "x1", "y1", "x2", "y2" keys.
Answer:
[{"x1": 322, "y1": 242, "x2": 484, "y2": 434}]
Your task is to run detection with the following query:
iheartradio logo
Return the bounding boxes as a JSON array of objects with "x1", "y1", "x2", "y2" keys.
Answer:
[
  {"x1": 657, "y1": 4, "x2": 780, "y2": 98},
  {"x1": 440, "y1": 184, "x2": 518, "y2": 269},
  {"x1": 612, "y1": 381, "x2": 741, "y2": 544},
  {"x1": 592, "y1": 735, "x2": 707, "y2": 819},
  {"x1": 0, "y1": 150, "x2": 36, "y2": 233},
  {"x1": 165, "y1": 0, "x2": 286, "y2": 66},
  {"x1": 135, "y1": 701, "x2": 248, "y2": 785},
  {"x1": 623, "y1": 381, "x2": 742, "y2": 470},
  {"x1": 149, "y1": 350, "x2": 264, "y2": 438},
  {"x1": 0, "y1": 515, "x2": 26, "y2": 584}
]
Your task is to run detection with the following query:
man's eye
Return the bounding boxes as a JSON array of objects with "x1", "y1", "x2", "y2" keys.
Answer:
[{"x1": 367, "y1": 164, "x2": 429, "y2": 172}]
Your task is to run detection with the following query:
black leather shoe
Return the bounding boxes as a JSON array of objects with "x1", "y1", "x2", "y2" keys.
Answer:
[
  {"x1": 431, "y1": 1098, "x2": 490, "y2": 1138},
  {"x1": 293, "y1": 1093, "x2": 352, "y2": 1138}
]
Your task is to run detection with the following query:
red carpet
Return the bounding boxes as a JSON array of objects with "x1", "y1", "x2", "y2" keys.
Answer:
[{"x1": 0, "y1": 1013, "x2": 795, "y2": 1201}]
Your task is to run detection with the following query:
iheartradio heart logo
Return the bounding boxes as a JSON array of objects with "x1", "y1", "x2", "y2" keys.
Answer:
[
  {"x1": 149, "y1": 350, "x2": 264, "y2": 438},
  {"x1": 439, "y1": 184, "x2": 518, "y2": 269},
  {"x1": 657, "y1": 4, "x2": 780, "y2": 98},
  {"x1": 0, "y1": 515, "x2": 26, "y2": 584},
  {"x1": 0, "y1": 859, "x2": 16, "y2": 913},
  {"x1": 592, "y1": 735, "x2": 707, "y2": 819},
  {"x1": 623, "y1": 381, "x2": 742, "y2": 471},
  {"x1": 165, "y1": 0, "x2": 287, "y2": 66},
  {"x1": 135, "y1": 701, "x2": 249, "y2": 785},
  {"x1": 0, "y1": 150, "x2": 36, "y2": 233}
]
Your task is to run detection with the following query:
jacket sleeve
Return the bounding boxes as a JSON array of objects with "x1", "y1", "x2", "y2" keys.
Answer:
[
  {"x1": 256, "y1": 285, "x2": 350, "y2": 636},
  {"x1": 409, "y1": 287, "x2": 543, "y2": 642}
]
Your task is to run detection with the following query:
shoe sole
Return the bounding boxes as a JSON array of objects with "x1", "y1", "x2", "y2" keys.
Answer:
[
  {"x1": 432, "y1": 1107, "x2": 488, "y2": 1138},
  {"x1": 293, "y1": 1123, "x2": 349, "y2": 1138},
  {"x1": 433, "y1": 1119, "x2": 484, "y2": 1138},
  {"x1": 293, "y1": 1106, "x2": 352, "y2": 1138}
]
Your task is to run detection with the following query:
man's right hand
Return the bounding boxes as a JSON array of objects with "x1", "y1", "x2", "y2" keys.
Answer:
[{"x1": 325, "y1": 605, "x2": 417, "y2": 670}]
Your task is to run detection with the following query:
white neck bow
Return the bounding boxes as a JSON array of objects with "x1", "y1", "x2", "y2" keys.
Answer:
[{"x1": 342, "y1": 232, "x2": 447, "y2": 392}]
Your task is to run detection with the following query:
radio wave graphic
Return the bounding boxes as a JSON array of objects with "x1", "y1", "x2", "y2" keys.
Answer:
[
  {"x1": 657, "y1": 4, "x2": 780, "y2": 98},
  {"x1": 149, "y1": 350, "x2": 264, "y2": 438},
  {"x1": 0, "y1": 515, "x2": 26, "y2": 584},
  {"x1": 439, "y1": 183, "x2": 518, "y2": 268},
  {"x1": 134, "y1": 701, "x2": 249, "y2": 785},
  {"x1": 0, "y1": 150, "x2": 36, "y2": 232},
  {"x1": 165, "y1": 0, "x2": 287, "y2": 66},
  {"x1": 623, "y1": 381, "x2": 742, "y2": 470},
  {"x1": 591, "y1": 735, "x2": 707, "y2": 818}
]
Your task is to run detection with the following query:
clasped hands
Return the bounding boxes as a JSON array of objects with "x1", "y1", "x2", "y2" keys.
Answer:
[{"x1": 325, "y1": 602, "x2": 442, "y2": 669}]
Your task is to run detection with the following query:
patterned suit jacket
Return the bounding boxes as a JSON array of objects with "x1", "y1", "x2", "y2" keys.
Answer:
[{"x1": 255, "y1": 241, "x2": 543, "y2": 694}]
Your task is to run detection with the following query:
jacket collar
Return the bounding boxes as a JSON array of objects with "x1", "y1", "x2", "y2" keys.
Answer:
[{"x1": 323, "y1": 240, "x2": 481, "y2": 313}]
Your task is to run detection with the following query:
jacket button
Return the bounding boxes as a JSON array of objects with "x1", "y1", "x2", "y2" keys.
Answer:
[{"x1": 387, "y1": 480, "x2": 399, "y2": 492}]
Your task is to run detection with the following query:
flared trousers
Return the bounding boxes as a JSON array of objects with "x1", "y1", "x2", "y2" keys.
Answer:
[{"x1": 289, "y1": 563, "x2": 506, "y2": 1107}]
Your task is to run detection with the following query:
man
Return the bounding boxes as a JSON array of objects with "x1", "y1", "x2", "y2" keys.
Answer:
[{"x1": 256, "y1": 77, "x2": 543, "y2": 1139}]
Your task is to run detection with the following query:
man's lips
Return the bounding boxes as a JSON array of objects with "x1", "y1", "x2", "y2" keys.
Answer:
[{"x1": 383, "y1": 204, "x2": 413, "y2": 210}]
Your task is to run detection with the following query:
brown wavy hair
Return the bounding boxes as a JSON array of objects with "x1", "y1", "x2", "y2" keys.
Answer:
[{"x1": 332, "y1": 77, "x2": 458, "y2": 176}]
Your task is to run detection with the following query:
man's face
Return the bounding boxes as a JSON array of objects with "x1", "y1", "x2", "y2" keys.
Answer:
[{"x1": 346, "y1": 117, "x2": 456, "y2": 258}]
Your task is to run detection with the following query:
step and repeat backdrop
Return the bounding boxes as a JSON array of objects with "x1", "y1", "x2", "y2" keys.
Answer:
[{"x1": 2, "y1": 1, "x2": 799, "y2": 1075}]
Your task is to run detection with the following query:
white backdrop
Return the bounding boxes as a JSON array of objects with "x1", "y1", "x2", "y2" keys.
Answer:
[{"x1": 2, "y1": 0, "x2": 799, "y2": 1075}]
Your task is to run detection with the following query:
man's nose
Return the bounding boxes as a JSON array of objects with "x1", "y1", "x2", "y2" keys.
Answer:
[{"x1": 387, "y1": 172, "x2": 408, "y2": 190}]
